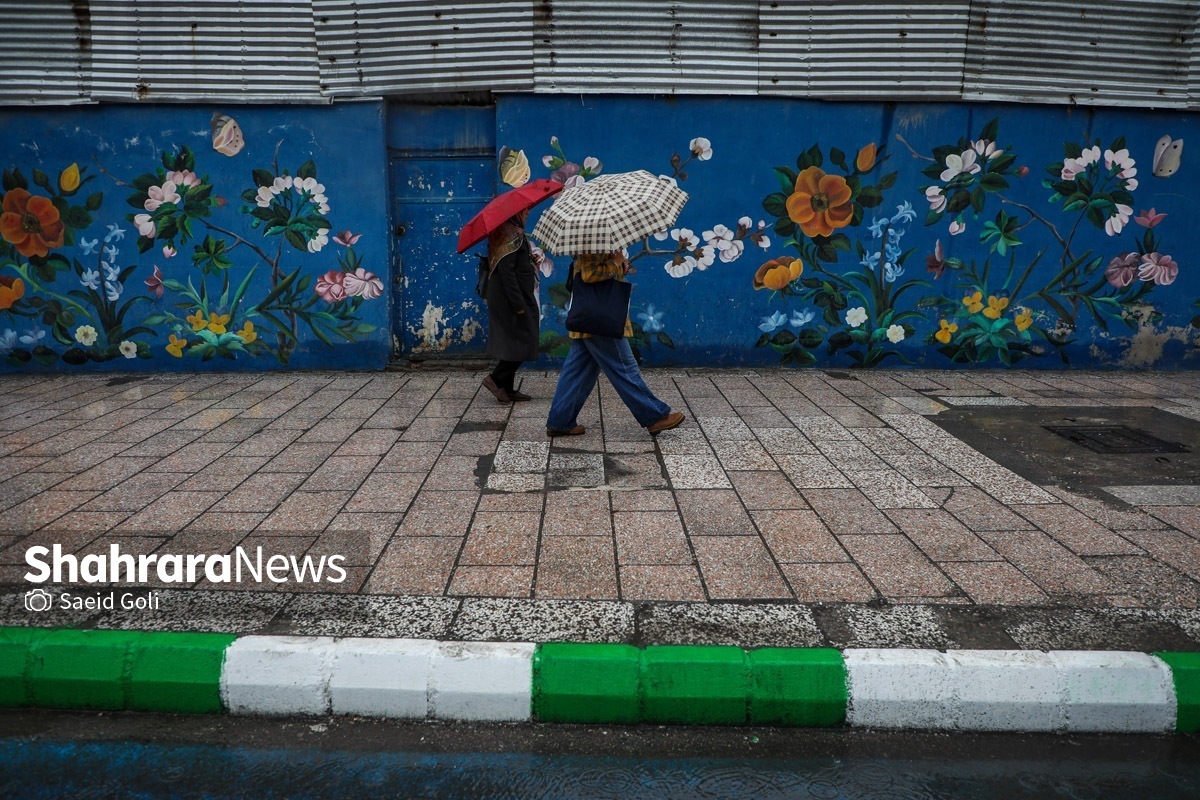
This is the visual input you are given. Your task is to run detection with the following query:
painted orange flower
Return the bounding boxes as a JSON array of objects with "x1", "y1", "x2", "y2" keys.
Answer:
[
  {"x1": 935, "y1": 319, "x2": 958, "y2": 344},
  {"x1": 856, "y1": 143, "x2": 877, "y2": 172},
  {"x1": 166, "y1": 334, "x2": 186, "y2": 357},
  {"x1": 753, "y1": 256, "x2": 804, "y2": 291},
  {"x1": 785, "y1": 167, "x2": 853, "y2": 238},
  {"x1": 0, "y1": 275, "x2": 24, "y2": 310},
  {"x1": 0, "y1": 188, "x2": 65, "y2": 258}
]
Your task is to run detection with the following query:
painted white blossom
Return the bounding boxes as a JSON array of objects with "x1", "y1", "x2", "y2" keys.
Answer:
[
  {"x1": 738, "y1": 216, "x2": 753, "y2": 230},
  {"x1": 582, "y1": 156, "x2": 600, "y2": 171},
  {"x1": 272, "y1": 175, "x2": 294, "y2": 193},
  {"x1": 542, "y1": 155, "x2": 555, "y2": 168},
  {"x1": 74, "y1": 325, "x2": 98, "y2": 346},
  {"x1": 948, "y1": 219, "x2": 967, "y2": 236},
  {"x1": 652, "y1": 230, "x2": 670, "y2": 241},
  {"x1": 845, "y1": 307, "x2": 868, "y2": 328},
  {"x1": 295, "y1": 177, "x2": 326, "y2": 196},
  {"x1": 79, "y1": 237, "x2": 100, "y2": 255},
  {"x1": 104, "y1": 224, "x2": 126, "y2": 243},
  {"x1": 166, "y1": 169, "x2": 201, "y2": 188},
  {"x1": 255, "y1": 186, "x2": 275, "y2": 208},
  {"x1": 1105, "y1": 203, "x2": 1133, "y2": 237},
  {"x1": 702, "y1": 224, "x2": 734, "y2": 251},
  {"x1": 19, "y1": 329, "x2": 44, "y2": 346},
  {"x1": 790, "y1": 309, "x2": 814, "y2": 328},
  {"x1": 671, "y1": 228, "x2": 699, "y2": 249},
  {"x1": 105, "y1": 281, "x2": 123, "y2": 302},
  {"x1": 102, "y1": 262, "x2": 119, "y2": 282},
  {"x1": 306, "y1": 228, "x2": 330, "y2": 254},
  {"x1": 972, "y1": 139, "x2": 1004, "y2": 160},
  {"x1": 718, "y1": 239, "x2": 744, "y2": 263},
  {"x1": 886, "y1": 324, "x2": 906, "y2": 343},
  {"x1": 940, "y1": 150, "x2": 981, "y2": 182},
  {"x1": 162, "y1": 244, "x2": 177, "y2": 258},
  {"x1": 689, "y1": 137, "x2": 713, "y2": 161},
  {"x1": 694, "y1": 246, "x2": 716, "y2": 269},
  {"x1": 119, "y1": 341, "x2": 138, "y2": 359},
  {"x1": 665, "y1": 255, "x2": 696, "y2": 278},
  {"x1": 925, "y1": 185, "x2": 947, "y2": 213},
  {"x1": 133, "y1": 213, "x2": 156, "y2": 238},
  {"x1": 0, "y1": 329, "x2": 16, "y2": 354},
  {"x1": 144, "y1": 182, "x2": 180, "y2": 212},
  {"x1": 562, "y1": 175, "x2": 586, "y2": 189}
]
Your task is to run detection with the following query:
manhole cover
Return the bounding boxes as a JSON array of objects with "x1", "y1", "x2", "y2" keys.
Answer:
[{"x1": 1043, "y1": 424, "x2": 1189, "y2": 455}]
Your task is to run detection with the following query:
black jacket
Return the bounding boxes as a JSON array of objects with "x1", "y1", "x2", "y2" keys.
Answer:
[{"x1": 485, "y1": 239, "x2": 539, "y2": 362}]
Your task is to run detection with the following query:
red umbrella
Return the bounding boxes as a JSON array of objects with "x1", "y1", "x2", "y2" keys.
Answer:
[{"x1": 456, "y1": 179, "x2": 564, "y2": 254}]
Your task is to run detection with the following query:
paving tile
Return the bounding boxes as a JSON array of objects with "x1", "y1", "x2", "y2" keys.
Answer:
[
  {"x1": 211, "y1": 473, "x2": 306, "y2": 513},
  {"x1": 145, "y1": 442, "x2": 238, "y2": 473},
  {"x1": 1120, "y1": 529, "x2": 1200, "y2": 582},
  {"x1": 802, "y1": 488, "x2": 899, "y2": 535},
  {"x1": 880, "y1": 454, "x2": 971, "y2": 488},
  {"x1": 662, "y1": 454, "x2": 732, "y2": 489},
  {"x1": 448, "y1": 566, "x2": 534, "y2": 598},
  {"x1": 885, "y1": 509, "x2": 1000, "y2": 561},
  {"x1": 696, "y1": 416, "x2": 755, "y2": 442},
  {"x1": 604, "y1": 454, "x2": 668, "y2": 489},
  {"x1": 401, "y1": 417, "x2": 459, "y2": 442},
  {"x1": 610, "y1": 489, "x2": 676, "y2": 511},
  {"x1": 548, "y1": 452, "x2": 605, "y2": 488},
  {"x1": 727, "y1": 471, "x2": 808, "y2": 511},
  {"x1": 543, "y1": 491, "x2": 611, "y2": 536},
  {"x1": 38, "y1": 511, "x2": 131, "y2": 533},
  {"x1": 57, "y1": 457, "x2": 158, "y2": 491},
  {"x1": 752, "y1": 509, "x2": 848, "y2": 563},
  {"x1": 113, "y1": 491, "x2": 225, "y2": 533},
  {"x1": 427, "y1": 454, "x2": 484, "y2": 487},
  {"x1": 396, "y1": 491, "x2": 480, "y2": 537},
  {"x1": 943, "y1": 487, "x2": 1036, "y2": 531},
  {"x1": 445, "y1": 430, "x2": 503, "y2": 456},
  {"x1": 477, "y1": 492, "x2": 545, "y2": 513},
  {"x1": 536, "y1": 536, "x2": 618, "y2": 599},
  {"x1": 1145, "y1": 505, "x2": 1200, "y2": 537},
  {"x1": 691, "y1": 536, "x2": 792, "y2": 600},
  {"x1": 711, "y1": 440, "x2": 777, "y2": 471},
  {"x1": 940, "y1": 561, "x2": 1050, "y2": 605},
  {"x1": 1015, "y1": 504, "x2": 1144, "y2": 556},
  {"x1": 618, "y1": 565, "x2": 707, "y2": 601},
  {"x1": 182, "y1": 512, "x2": 268, "y2": 535},
  {"x1": 781, "y1": 563, "x2": 878, "y2": 603},
  {"x1": 838, "y1": 535, "x2": 956, "y2": 597},
  {"x1": 492, "y1": 441, "x2": 550, "y2": 473},
  {"x1": 256, "y1": 491, "x2": 350, "y2": 533},
  {"x1": 334, "y1": 428, "x2": 402, "y2": 456},
  {"x1": 1084, "y1": 555, "x2": 1200, "y2": 609},
  {"x1": 376, "y1": 441, "x2": 445, "y2": 472},
  {"x1": 753, "y1": 428, "x2": 818, "y2": 456},
  {"x1": 365, "y1": 537, "x2": 461, "y2": 595},
  {"x1": 655, "y1": 427, "x2": 714, "y2": 455},
  {"x1": 613, "y1": 511, "x2": 692, "y2": 565},
  {"x1": 977, "y1": 529, "x2": 1113, "y2": 595},
  {"x1": 226, "y1": 429, "x2": 303, "y2": 458},
  {"x1": 261, "y1": 442, "x2": 340, "y2": 473},
  {"x1": 846, "y1": 469, "x2": 939, "y2": 509},
  {"x1": 460, "y1": 512, "x2": 540, "y2": 565},
  {"x1": 676, "y1": 490, "x2": 755, "y2": 536},
  {"x1": 344, "y1": 472, "x2": 425, "y2": 513},
  {"x1": 1045, "y1": 487, "x2": 1172, "y2": 531},
  {"x1": 773, "y1": 454, "x2": 852, "y2": 489}
]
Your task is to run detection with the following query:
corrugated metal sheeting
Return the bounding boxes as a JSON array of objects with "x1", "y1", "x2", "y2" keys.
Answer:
[
  {"x1": 962, "y1": 0, "x2": 1197, "y2": 108},
  {"x1": 315, "y1": 0, "x2": 533, "y2": 95},
  {"x1": 2, "y1": 1, "x2": 1198, "y2": 108},
  {"x1": 531, "y1": 1, "x2": 759, "y2": 94},
  {"x1": 89, "y1": 0, "x2": 323, "y2": 102},
  {"x1": 0, "y1": 3, "x2": 90, "y2": 105}
]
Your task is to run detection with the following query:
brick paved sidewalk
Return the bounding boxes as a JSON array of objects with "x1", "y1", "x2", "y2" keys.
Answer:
[{"x1": 1, "y1": 368, "x2": 1199, "y2": 612}]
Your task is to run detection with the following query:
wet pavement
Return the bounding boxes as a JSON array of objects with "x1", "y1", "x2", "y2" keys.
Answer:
[
  {"x1": 3, "y1": 711, "x2": 1199, "y2": 799},
  {"x1": 1, "y1": 368, "x2": 1199, "y2": 645}
]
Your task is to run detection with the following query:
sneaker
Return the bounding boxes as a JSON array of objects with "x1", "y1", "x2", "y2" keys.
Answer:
[
  {"x1": 482, "y1": 375, "x2": 512, "y2": 403},
  {"x1": 646, "y1": 411, "x2": 685, "y2": 435},
  {"x1": 546, "y1": 425, "x2": 585, "y2": 437}
]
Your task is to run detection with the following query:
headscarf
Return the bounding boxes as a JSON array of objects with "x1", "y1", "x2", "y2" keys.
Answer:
[{"x1": 487, "y1": 210, "x2": 529, "y2": 274}]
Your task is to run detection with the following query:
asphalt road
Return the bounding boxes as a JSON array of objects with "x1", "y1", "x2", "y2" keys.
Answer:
[{"x1": 2, "y1": 711, "x2": 1199, "y2": 799}]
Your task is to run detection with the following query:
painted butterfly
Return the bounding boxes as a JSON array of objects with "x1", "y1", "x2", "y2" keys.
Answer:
[
  {"x1": 1153, "y1": 134, "x2": 1183, "y2": 178},
  {"x1": 211, "y1": 113, "x2": 245, "y2": 157}
]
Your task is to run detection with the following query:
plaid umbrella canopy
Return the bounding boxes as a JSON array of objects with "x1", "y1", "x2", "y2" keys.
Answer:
[{"x1": 531, "y1": 170, "x2": 689, "y2": 255}]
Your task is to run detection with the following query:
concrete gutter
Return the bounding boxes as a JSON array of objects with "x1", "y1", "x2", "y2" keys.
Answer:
[{"x1": 3, "y1": 628, "x2": 1197, "y2": 733}]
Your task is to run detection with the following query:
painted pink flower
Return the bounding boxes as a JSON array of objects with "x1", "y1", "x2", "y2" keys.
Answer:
[
  {"x1": 1105, "y1": 253, "x2": 1139, "y2": 288},
  {"x1": 133, "y1": 213, "x2": 156, "y2": 238},
  {"x1": 315, "y1": 269, "x2": 348, "y2": 302},
  {"x1": 333, "y1": 230, "x2": 361, "y2": 246},
  {"x1": 1138, "y1": 252, "x2": 1178, "y2": 286},
  {"x1": 144, "y1": 182, "x2": 180, "y2": 212},
  {"x1": 926, "y1": 240, "x2": 946, "y2": 278},
  {"x1": 162, "y1": 244, "x2": 177, "y2": 258},
  {"x1": 144, "y1": 265, "x2": 164, "y2": 299},
  {"x1": 342, "y1": 268, "x2": 383, "y2": 300},
  {"x1": 166, "y1": 170, "x2": 201, "y2": 188},
  {"x1": 1134, "y1": 208, "x2": 1167, "y2": 228}
]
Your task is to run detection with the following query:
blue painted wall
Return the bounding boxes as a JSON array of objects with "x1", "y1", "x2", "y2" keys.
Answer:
[
  {"x1": 498, "y1": 95, "x2": 1200, "y2": 370},
  {"x1": 0, "y1": 102, "x2": 390, "y2": 372}
]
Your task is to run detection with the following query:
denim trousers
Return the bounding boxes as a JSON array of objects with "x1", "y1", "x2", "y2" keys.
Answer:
[{"x1": 547, "y1": 337, "x2": 671, "y2": 430}]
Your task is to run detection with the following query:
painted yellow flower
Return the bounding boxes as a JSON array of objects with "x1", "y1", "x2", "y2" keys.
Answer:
[
  {"x1": 753, "y1": 256, "x2": 804, "y2": 291},
  {"x1": 207, "y1": 312, "x2": 231, "y2": 334},
  {"x1": 962, "y1": 291, "x2": 983, "y2": 314},
  {"x1": 236, "y1": 320, "x2": 257, "y2": 344},
  {"x1": 983, "y1": 295, "x2": 1009, "y2": 320},
  {"x1": 1015, "y1": 309, "x2": 1033, "y2": 331},
  {"x1": 166, "y1": 334, "x2": 186, "y2": 357},
  {"x1": 935, "y1": 319, "x2": 959, "y2": 344},
  {"x1": 186, "y1": 311, "x2": 207, "y2": 331},
  {"x1": 856, "y1": 143, "x2": 877, "y2": 172},
  {"x1": 59, "y1": 163, "x2": 80, "y2": 193}
]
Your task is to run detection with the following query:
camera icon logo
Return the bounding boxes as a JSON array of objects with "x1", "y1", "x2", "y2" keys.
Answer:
[{"x1": 24, "y1": 588, "x2": 52, "y2": 612}]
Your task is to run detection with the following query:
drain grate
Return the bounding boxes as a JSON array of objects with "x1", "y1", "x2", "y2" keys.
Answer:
[{"x1": 1043, "y1": 424, "x2": 1189, "y2": 455}]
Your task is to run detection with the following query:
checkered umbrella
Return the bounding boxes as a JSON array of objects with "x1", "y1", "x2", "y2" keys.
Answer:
[{"x1": 531, "y1": 170, "x2": 689, "y2": 255}]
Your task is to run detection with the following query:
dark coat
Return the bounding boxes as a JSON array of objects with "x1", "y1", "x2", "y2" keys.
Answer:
[{"x1": 486, "y1": 239, "x2": 540, "y2": 362}]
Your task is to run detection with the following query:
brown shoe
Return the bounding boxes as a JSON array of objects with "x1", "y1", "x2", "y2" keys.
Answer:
[
  {"x1": 546, "y1": 425, "x2": 585, "y2": 437},
  {"x1": 509, "y1": 389, "x2": 532, "y2": 402},
  {"x1": 647, "y1": 411, "x2": 685, "y2": 435},
  {"x1": 483, "y1": 375, "x2": 512, "y2": 403}
]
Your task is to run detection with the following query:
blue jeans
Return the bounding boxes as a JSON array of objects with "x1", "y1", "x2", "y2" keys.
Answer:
[{"x1": 547, "y1": 337, "x2": 672, "y2": 430}]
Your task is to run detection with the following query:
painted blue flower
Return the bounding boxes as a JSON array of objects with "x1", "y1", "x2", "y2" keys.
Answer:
[
  {"x1": 79, "y1": 237, "x2": 100, "y2": 255},
  {"x1": 884, "y1": 261, "x2": 905, "y2": 282},
  {"x1": 891, "y1": 201, "x2": 916, "y2": 225},
  {"x1": 885, "y1": 241, "x2": 902, "y2": 263},
  {"x1": 789, "y1": 309, "x2": 815, "y2": 328},
  {"x1": 102, "y1": 262, "x2": 119, "y2": 283},
  {"x1": 19, "y1": 329, "x2": 44, "y2": 346},
  {"x1": 105, "y1": 280, "x2": 123, "y2": 302},
  {"x1": 103, "y1": 244, "x2": 119, "y2": 262},
  {"x1": 861, "y1": 251, "x2": 880, "y2": 270},
  {"x1": 887, "y1": 225, "x2": 905, "y2": 244},
  {"x1": 80, "y1": 268, "x2": 100, "y2": 290},
  {"x1": 758, "y1": 311, "x2": 787, "y2": 333},
  {"x1": 104, "y1": 223, "x2": 126, "y2": 243},
  {"x1": 637, "y1": 304, "x2": 665, "y2": 333},
  {"x1": 0, "y1": 329, "x2": 17, "y2": 354},
  {"x1": 868, "y1": 216, "x2": 889, "y2": 239}
]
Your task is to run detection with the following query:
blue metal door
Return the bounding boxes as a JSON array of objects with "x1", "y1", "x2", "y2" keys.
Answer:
[{"x1": 390, "y1": 154, "x2": 495, "y2": 358}]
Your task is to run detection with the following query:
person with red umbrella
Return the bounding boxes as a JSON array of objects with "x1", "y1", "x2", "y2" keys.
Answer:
[{"x1": 458, "y1": 177, "x2": 563, "y2": 403}]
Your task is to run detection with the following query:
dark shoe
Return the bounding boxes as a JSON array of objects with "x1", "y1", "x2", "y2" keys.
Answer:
[
  {"x1": 546, "y1": 425, "x2": 585, "y2": 437},
  {"x1": 647, "y1": 411, "x2": 685, "y2": 435},
  {"x1": 483, "y1": 375, "x2": 512, "y2": 403},
  {"x1": 509, "y1": 389, "x2": 532, "y2": 402}
]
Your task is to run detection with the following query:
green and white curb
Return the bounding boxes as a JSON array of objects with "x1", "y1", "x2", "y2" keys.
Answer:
[{"x1": 2, "y1": 628, "x2": 1198, "y2": 733}]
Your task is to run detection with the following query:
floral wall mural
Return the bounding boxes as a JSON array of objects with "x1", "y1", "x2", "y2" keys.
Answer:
[
  {"x1": 0, "y1": 103, "x2": 389, "y2": 372},
  {"x1": 498, "y1": 96, "x2": 1200, "y2": 370}
]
